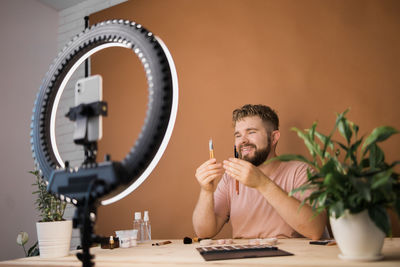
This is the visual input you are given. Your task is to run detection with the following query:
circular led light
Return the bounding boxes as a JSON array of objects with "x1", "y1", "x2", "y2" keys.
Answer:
[{"x1": 31, "y1": 20, "x2": 178, "y2": 205}]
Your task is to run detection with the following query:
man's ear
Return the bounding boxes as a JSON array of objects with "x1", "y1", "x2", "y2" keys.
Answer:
[{"x1": 271, "y1": 130, "x2": 280, "y2": 146}]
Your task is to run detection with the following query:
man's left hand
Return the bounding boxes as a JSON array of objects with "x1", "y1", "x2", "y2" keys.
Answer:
[{"x1": 222, "y1": 158, "x2": 271, "y2": 190}]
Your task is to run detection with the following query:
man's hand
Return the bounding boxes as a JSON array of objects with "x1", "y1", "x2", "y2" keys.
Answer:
[
  {"x1": 195, "y1": 158, "x2": 225, "y2": 192},
  {"x1": 222, "y1": 157, "x2": 271, "y2": 191}
]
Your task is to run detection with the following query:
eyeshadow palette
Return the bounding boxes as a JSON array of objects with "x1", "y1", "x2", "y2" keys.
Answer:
[{"x1": 196, "y1": 244, "x2": 293, "y2": 261}]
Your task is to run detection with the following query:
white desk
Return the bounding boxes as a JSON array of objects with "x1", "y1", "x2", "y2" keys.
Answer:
[{"x1": 1, "y1": 238, "x2": 399, "y2": 266}]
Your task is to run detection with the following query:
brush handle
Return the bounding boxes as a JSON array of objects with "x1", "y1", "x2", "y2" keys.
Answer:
[{"x1": 234, "y1": 146, "x2": 239, "y2": 195}]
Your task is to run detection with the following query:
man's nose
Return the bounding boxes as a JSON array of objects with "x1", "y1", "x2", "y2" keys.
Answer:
[{"x1": 238, "y1": 135, "x2": 249, "y2": 145}]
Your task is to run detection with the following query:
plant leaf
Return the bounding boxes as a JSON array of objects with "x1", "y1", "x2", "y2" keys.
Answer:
[
  {"x1": 290, "y1": 183, "x2": 313, "y2": 196},
  {"x1": 292, "y1": 127, "x2": 320, "y2": 159},
  {"x1": 323, "y1": 173, "x2": 333, "y2": 187},
  {"x1": 371, "y1": 169, "x2": 393, "y2": 189},
  {"x1": 27, "y1": 241, "x2": 39, "y2": 257},
  {"x1": 369, "y1": 144, "x2": 385, "y2": 170},
  {"x1": 330, "y1": 201, "x2": 344, "y2": 218},
  {"x1": 338, "y1": 116, "x2": 352, "y2": 144},
  {"x1": 362, "y1": 126, "x2": 399, "y2": 154},
  {"x1": 269, "y1": 154, "x2": 316, "y2": 168},
  {"x1": 348, "y1": 137, "x2": 363, "y2": 166},
  {"x1": 368, "y1": 206, "x2": 390, "y2": 236},
  {"x1": 321, "y1": 109, "x2": 349, "y2": 160},
  {"x1": 317, "y1": 191, "x2": 328, "y2": 207},
  {"x1": 320, "y1": 158, "x2": 340, "y2": 177},
  {"x1": 350, "y1": 177, "x2": 371, "y2": 202},
  {"x1": 352, "y1": 123, "x2": 359, "y2": 137},
  {"x1": 314, "y1": 130, "x2": 334, "y2": 155},
  {"x1": 308, "y1": 121, "x2": 317, "y2": 141}
]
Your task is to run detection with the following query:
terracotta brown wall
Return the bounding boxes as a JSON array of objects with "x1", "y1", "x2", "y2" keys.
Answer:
[{"x1": 90, "y1": 0, "x2": 400, "y2": 239}]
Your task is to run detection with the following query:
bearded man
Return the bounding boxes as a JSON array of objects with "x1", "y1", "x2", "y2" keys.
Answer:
[{"x1": 192, "y1": 104, "x2": 327, "y2": 240}]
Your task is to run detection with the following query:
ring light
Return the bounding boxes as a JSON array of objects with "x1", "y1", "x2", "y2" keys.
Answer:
[{"x1": 31, "y1": 19, "x2": 178, "y2": 204}]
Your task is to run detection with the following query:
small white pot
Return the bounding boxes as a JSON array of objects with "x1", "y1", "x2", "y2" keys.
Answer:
[
  {"x1": 36, "y1": 220, "x2": 72, "y2": 258},
  {"x1": 330, "y1": 209, "x2": 385, "y2": 261}
]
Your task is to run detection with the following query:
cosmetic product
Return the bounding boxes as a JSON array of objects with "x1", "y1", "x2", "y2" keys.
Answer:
[
  {"x1": 217, "y1": 239, "x2": 225, "y2": 245},
  {"x1": 234, "y1": 146, "x2": 239, "y2": 195},
  {"x1": 248, "y1": 238, "x2": 262, "y2": 245},
  {"x1": 109, "y1": 236, "x2": 115, "y2": 249},
  {"x1": 143, "y1": 210, "x2": 151, "y2": 241},
  {"x1": 209, "y1": 139, "x2": 214, "y2": 159},
  {"x1": 100, "y1": 236, "x2": 120, "y2": 249},
  {"x1": 119, "y1": 236, "x2": 130, "y2": 248},
  {"x1": 133, "y1": 212, "x2": 144, "y2": 243},
  {"x1": 152, "y1": 240, "x2": 172, "y2": 246},
  {"x1": 224, "y1": 239, "x2": 233, "y2": 244},
  {"x1": 130, "y1": 229, "x2": 138, "y2": 247},
  {"x1": 116, "y1": 229, "x2": 138, "y2": 248},
  {"x1": 183, "y1": 236, "x2": 206, "y2": 244},
  {"x1": 183, "y1": 236, "x2": 192, "y2": 244},
  {"x1": 262, "y1": 237, "x2": 278, "y2": 245},
  {"x1": 200, "y1": 239, "x2": 213, "y2": 246}
]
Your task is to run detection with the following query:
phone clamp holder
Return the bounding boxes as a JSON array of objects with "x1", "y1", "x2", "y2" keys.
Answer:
[
  {"x1": 65, "y1": 100, "x2": 108, "y2": 145},
  {"x1": 65, "y1": 101, "x2": 108, "y2": 165}
]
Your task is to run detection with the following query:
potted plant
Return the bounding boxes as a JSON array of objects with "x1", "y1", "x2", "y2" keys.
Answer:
[
  {"x1": 30, "y1": 170, "x2": 72, "y2": 258},
  {"x1": 271, "y1": 109, "x2": 399, "y2": 261}
]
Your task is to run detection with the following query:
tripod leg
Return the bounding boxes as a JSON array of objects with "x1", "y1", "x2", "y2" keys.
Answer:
[{"x1": 74, "y1": 204, "x2": 96, "y2": 267}]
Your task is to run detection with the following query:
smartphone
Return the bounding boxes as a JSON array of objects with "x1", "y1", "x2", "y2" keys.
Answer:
[
  {"x1": 74, "y1": 75, "x2": 103, "y2": 142},
  {"x1": 309, "y1": 240, "x2": 335, "y2": 245}
]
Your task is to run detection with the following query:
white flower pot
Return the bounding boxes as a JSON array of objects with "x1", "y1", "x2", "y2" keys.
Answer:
[
  {"x1": 36, "y1": 220, "x2": 72, "y2": 258},
  {"x1": 330, "y1": 209, "x2": 385, "y2": 261}
]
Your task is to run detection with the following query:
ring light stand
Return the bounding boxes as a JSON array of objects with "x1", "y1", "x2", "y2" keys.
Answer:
[{"x1": 30, "y1": 19, "x2": 178, "y2": 267}]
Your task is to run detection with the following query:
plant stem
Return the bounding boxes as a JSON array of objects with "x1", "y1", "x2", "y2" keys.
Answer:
[{"x1": 22, "y1": 244, "x2": 27, "y2": 257}]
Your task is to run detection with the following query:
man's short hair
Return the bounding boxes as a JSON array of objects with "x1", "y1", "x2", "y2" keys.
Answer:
[{"x1": 232, "y1": 104, "x2": 279, "y2": 131}]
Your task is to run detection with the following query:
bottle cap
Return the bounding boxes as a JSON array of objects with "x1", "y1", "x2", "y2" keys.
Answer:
[
  {"x1": 134, "y1": 212, "x2": 141, "y2": 220},
  {"x1": 144, "y1": 210, "x2": 149, "y2": 221}
]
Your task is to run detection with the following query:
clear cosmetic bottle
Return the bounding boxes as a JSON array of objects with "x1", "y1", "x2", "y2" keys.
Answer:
[
  {"x1": 143, "y1": 210, "x2": 151, "y2": 241},
  {"x1": 133, "y1": 212, "x2": 143, "y2": 243}
]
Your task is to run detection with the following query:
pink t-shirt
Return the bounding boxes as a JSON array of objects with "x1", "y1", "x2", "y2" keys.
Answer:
[{"x1": 214, "y1": 161, "x2": 309, "y2": 239}]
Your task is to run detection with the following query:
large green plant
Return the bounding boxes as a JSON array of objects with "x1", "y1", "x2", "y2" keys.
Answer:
[
  {"x1": 30, "y1": 170, "x2": 66, "y2": 222},
  {"x1": 271, "y1": 110, "x2": 400, "y2": 235}
]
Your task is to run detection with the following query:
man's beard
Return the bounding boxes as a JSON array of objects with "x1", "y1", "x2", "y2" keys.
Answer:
[{"x1": 239, "y1": 137, "x2": 272, "y2": 166}]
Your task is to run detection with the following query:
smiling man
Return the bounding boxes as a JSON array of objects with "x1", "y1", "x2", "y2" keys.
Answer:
[{"x1": 192, "y1": 104, "x2": 327, "y2": 240}]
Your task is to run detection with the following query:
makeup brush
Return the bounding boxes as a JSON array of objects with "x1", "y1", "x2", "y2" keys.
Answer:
[
  {"x1": 209, "y1": 139, "x2": 214, "y2": 159},
  {"x1": 234, "y1": 145, "x2": 239, "y2": 195}
]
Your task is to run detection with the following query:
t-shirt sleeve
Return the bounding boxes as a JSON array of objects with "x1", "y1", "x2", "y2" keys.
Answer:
[
  {"x1": 213, "y1": 173, "x2": 231, "y2": 223},
  {"x1": 291, "y1": 162, "x2": 312, "y2": 202}
]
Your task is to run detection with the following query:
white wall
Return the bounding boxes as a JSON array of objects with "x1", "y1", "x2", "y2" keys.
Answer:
[
  {"x1": 0, "y1": 0, "x2": 58, "y2": 261},
  {"x1": 55, "y1": 0, "x2": 127, "y2": 251},
  {"x1": 55, "y1": 0, "x2": 128, "y2": 170},
  {"x1": 0, "y1": 0, "x2": 126, "y2": 261}
]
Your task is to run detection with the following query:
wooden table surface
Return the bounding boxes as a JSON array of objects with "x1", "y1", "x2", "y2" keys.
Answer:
[{"x1": 1, "y1": 238, "x2": 399, "y2": 267}]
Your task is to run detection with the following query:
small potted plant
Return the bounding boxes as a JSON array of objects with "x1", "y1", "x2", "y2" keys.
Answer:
[
  {"x1": 271, "y1": 109, "x2": 399, "y2": 261},
  {"x1": 31, "y1": 170, "x2": 72, "y2": 258}
]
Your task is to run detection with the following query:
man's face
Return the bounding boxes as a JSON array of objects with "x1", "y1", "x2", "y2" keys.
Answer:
[{"x1": 234, "y1": 116, "x2": 272, "y2": 166}]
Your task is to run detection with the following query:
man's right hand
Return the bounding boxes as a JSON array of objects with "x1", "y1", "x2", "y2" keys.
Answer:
[{"x1": 195, "y1": 158, "x2": 225, "y2": 192}]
